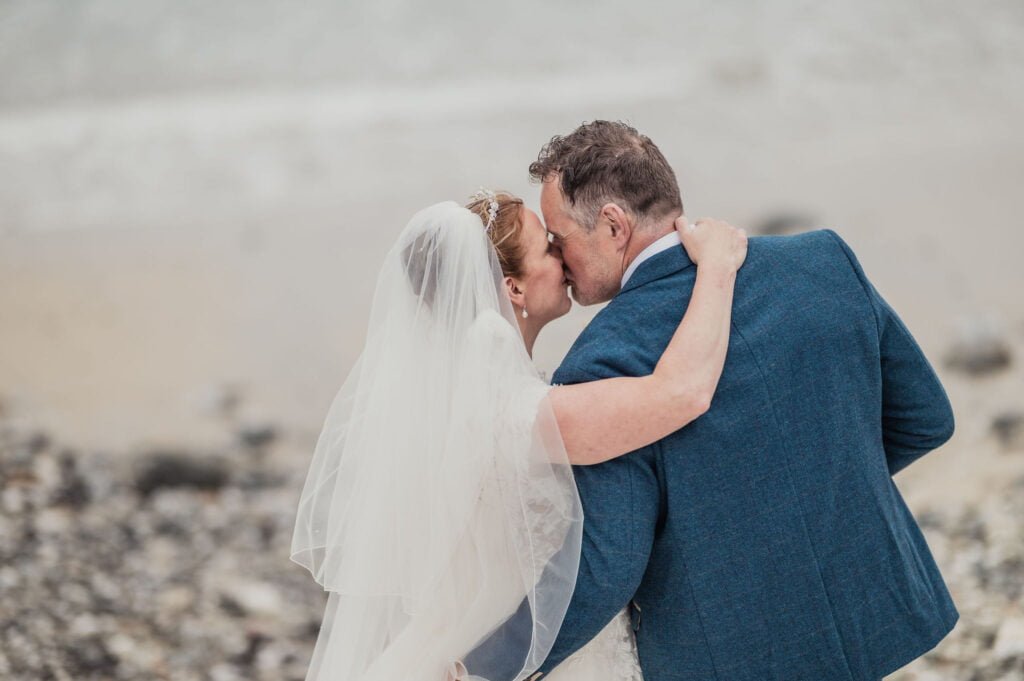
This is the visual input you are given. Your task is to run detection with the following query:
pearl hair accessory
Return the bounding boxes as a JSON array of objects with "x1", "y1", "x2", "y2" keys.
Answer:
[{"x1": 471, "y1": 187, "x2": 500, "y2": 233}]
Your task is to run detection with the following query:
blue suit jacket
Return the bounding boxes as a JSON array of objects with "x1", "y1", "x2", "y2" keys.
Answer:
[{"x1": 470, "y1": 230, "x2": 957, "y2": 681}]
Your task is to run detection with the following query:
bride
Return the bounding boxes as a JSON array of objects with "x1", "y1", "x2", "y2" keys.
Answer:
[{"x1": 291, "y1": 190, "x2": 746, "y2": 681}]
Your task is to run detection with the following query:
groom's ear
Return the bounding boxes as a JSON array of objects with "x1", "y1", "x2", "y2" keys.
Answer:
[{"x1": 600, "y1": 203, "x2": 632, "y2": 246}]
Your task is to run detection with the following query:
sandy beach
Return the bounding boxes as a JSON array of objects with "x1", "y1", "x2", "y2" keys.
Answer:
[
  {"x1": 1, "y1": 0, "x2": 1023, "y2": 678},
  {"x1": 2, "y1": 97, "x2": 1022, "y2": 506}
]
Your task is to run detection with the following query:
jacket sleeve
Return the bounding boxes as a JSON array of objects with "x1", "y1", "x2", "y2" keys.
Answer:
[{"x1": 825, "y1": 229, "x2": 955, "y2": 475}]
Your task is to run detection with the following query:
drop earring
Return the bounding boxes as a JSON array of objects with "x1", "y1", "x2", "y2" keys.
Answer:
[{"x1": 521, "y1": 306, "x2": 529, "y2": 319}]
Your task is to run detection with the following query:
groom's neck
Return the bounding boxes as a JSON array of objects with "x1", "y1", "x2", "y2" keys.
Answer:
[{"x1": 622, "y1": 218, "x2": 677, "y2": 272}]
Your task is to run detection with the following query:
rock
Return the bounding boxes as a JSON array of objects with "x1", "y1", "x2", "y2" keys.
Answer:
[
  {"x1": 217, "y1": 579, "x2": 284, "y2": 618},
  {"x1": 33, "y1": 448, "x2": 62, "y2": 488},
  {"x1": 237, "y1": 423, "x2": 278, "y2": 449},
  {"x1": 61, "y1": 635, "x2": 119, "y2": 676},
  {"x1": 2, "y1": 486, "x2": 26, "y2": 514},
  {"x1": 67, "y1": 613, "x2": 101, "y2": 638},
  {"x1": 157, "y1": 585, "x2": 196, "y2": 614},
  {"x1": 945, "y1": 327, "x2": 1012, "y2": 376},
  {"x1": 1, "y1": 431, "x2": 47, "y2": 481},
  {"x1": 754, "y1": 212, "x2": 818, "y2": 236},
  {"x1": 952, "y1": 510, "x2": 989, "y2": 544},
  {"x1": 235, "y1": 469, "x2": 288, "y2": 491},
  {"x1": 994, "y1": 617, "x2": 1024, "y2": 657},
  {"x1": 104, "y1": 631, "x2": 166, "y2": 673},
  {"x1": 987, "y1": 556, "x2": 1024, "y2": 600},
  {"x1": 992, "y1": 412, "x2": 1024, "y2": 450},
  {"x1": 259, "y1": 518, "x2": 276, "y2": 548},
  {"x1": 230, "y1": 631, "x2": 271, "y2": 668},
  {"x1": 917, "y1": 509, "x2": 948, "y2": 531},
  {"x1": 0, "y1": 566, "x2": 20, "y2": 590},
  {"x1": 49, "y1": 450, "x2": 91, "y2": 508},
  {"x1": 210, "y1": 662, "x2": 244, "y2": 681},
  {"x1": 35, "y1": 507, "x2": 74, "y2": 534},
  {"x1": 133, "y1": 451, "x2": 229, "y2": 497},
  {"x1": 219, "y1": 594, "x2": 248, "y2": 618}
]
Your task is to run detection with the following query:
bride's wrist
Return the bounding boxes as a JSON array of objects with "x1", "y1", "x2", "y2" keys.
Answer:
[{"x1": 697, "y1": 260, "x2": 738, "y2": 279}]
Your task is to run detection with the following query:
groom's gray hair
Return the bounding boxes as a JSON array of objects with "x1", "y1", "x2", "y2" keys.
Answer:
[{"x1": 529, "y1": 120, "x2": 684, "y2": 231}]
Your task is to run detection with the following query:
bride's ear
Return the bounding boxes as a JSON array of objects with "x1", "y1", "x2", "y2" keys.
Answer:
[{"x1": 504, "y1": 276, "x2": 526, "y2": 309}]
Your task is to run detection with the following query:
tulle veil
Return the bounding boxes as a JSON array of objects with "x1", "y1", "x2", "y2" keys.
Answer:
[{"x1": 291, "y1": 201, "x2": 584, "y2": 680}]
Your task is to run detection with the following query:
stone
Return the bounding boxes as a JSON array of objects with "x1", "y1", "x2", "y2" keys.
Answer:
[
  {"x1": 994, "y1": 617, "x2": 1024, "y2": 657},
  {"x1": 230, "y1": 631, "x2": 271, "y2": 668},
  {"x1": 61, "y1": 635, "x2": 119, "y2": 676},
  {"x1": 35, "y1": 507, "x2": 74, "y2": 534},
  {"x1": 992, "y1": 412, "x2": 1024, "y2": 450},
  {"x1": 133, "y1": 451, "x2": 229, "y2": 497},
  {"x1": 2, "y1": 486, "x2": 26, "y2": 514},
  {"x1": 49, "y1": 450, "x2": 91, "y2": 508},
  {"x1": 237, "y1": 423, "x2": 278, "y2": 449},
  {"x1": 157, "y1": 585, "x2": 196, "y2": 614},
  {"x1": 945, "y1": 327, "x2": 1012, "y2": 376},
  {"x1": 217, "y1": 578, "x2": 284, "y2": 618}
]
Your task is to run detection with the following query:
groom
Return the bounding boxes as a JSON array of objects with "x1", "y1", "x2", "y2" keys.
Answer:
[{"x1": 470, "y1": 121, "x2": 957, "y2": 680}]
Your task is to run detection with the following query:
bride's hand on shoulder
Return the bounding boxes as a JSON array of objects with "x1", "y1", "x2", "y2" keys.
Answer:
[{"x1": 675, "y1": 216, "x2": 748, "y2": 274}]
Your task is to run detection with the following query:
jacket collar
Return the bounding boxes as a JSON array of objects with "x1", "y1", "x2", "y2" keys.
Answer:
[{"x1": 617, "y1": 242, "x2": 695, "y2": 296}]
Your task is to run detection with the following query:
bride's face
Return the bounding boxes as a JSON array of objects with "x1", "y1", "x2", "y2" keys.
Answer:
[{"x1": 517, "y1": 207, "x2": 572, "y2": 324}]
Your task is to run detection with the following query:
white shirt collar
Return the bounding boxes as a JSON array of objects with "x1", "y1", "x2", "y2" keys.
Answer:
[{"x1": 620, "y1": 232, "x2": 681, "y2": 289}]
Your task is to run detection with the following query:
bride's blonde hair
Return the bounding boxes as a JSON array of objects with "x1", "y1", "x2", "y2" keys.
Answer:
[{"x1": 465, "y1": 191, "x2": 528, "y2": 278}]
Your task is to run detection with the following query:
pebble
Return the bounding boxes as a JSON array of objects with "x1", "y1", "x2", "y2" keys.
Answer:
[
  {"x1": 993, "y1": 617, "x2": 1024, "y2": 657},
  {"x1": 945, "y1": 327, "x2": 1013, "y2": 376},
  {"x1": 2, "y1": 420, "x2": 1022, "y2": 681},
  {"x1": 133, "y1": 450, "x2": 230, "y2": 497},
  {"x1": 237, "y1": 423, "x2": 278, "y2": 449},
  {"x1": 992, "y1": 412, "x2": 1024, "y2": 450},
  {"x1": 0, "y1": 423, "x2": 325, "y2": 681},
  {"x1": 217, "y1": 578, "x2": 284, "y2": 617}
]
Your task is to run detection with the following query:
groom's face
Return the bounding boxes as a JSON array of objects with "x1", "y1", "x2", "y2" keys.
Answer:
[{"x1": 540, "y1": 178, "x2": 623, "y2": 306}]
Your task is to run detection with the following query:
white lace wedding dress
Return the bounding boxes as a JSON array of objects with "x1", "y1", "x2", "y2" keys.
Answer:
[{"x1": 543, "y1": 607, "x2": 643, "y2": 681}]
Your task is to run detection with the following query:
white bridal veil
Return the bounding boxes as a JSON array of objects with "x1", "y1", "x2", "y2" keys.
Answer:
[{"x1": 291, "y1": 201, "x2": 584, "y2": 681}]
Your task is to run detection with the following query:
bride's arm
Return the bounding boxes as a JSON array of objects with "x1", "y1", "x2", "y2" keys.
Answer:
[{"x1": 548, "y1": 217, "x2": 746, "y2": 465}]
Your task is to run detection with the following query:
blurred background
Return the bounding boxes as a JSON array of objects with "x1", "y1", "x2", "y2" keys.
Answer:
[{"x1": 1, "y1": 1, "x2": 1022, "y2": 679}]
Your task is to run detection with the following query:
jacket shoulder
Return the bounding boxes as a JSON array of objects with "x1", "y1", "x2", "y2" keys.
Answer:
[
  {"x1": 553, "y1": 303, "x2": 629, "y2": 384},
  {"x1": 554, "y1": 269, "x2": 692, "y2": 384},
  {"x1": 748, "y1": 228, "x2": 848, "y2": 258},
  {"x1": 745, "y1": 228, "x2": 868, "y2": 288}
]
